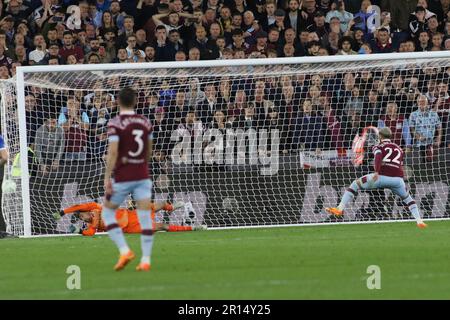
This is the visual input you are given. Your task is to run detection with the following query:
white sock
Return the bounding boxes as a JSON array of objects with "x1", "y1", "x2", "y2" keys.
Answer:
[{"x1": 102, "y1": 207, "x2": 130, "y2": 255}]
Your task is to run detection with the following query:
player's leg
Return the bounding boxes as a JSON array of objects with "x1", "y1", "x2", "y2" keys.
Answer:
[
  {"x1": 103, "y1": 182, "x2": 135, "y2": 271},
  {"x1": 326, "y1": 174, "x2": 378, "y2": 216},
  {"x1": 391, "y1": 179, "x2": 427, "y2": 228},
  {"x1": 134, "y1": 179, "x2": 154, "y2": 271}
]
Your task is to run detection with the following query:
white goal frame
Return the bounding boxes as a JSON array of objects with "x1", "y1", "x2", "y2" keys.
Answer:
[{"x1": 12, "y1": 50, "x2": 450, "y2": 237}]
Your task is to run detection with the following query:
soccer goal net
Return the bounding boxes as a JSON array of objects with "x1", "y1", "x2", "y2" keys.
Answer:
[{"x1": 1, "y1": 52, "x2": 450, "y2": 237}]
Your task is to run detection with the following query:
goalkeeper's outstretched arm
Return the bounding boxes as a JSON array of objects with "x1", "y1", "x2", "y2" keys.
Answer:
[{"x1": 53, "y1": 202, "x2": 102, "y2": 220}]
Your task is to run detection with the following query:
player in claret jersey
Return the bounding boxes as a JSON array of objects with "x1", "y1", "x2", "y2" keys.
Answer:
[
  {"x1": 326, "y1": 127, "x2": 427, "y2": 229},
  {"x1": 103, "y1": 87, "x2": 155, "y2": 271}
]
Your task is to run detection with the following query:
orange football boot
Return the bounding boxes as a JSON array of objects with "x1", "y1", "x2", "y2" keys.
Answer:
[
  {"x1": 136, "y1": 263, "x2": 151, "y2": 272},
  {"x1": 417, "y1": 222, "x2": 428, "y2": 229},
  {"x1": 325, "y1": 207, "x2": 344, "y2": 216},
  {"x1": 114, "y1": 251, "x2": 135, "y2": 271}
]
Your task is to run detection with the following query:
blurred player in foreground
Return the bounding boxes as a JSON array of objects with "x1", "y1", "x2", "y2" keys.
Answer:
[
  {"x1": 53, "y1": 200, "x2": 206, "y2": 235},
  {"x1": 326, "y1": 127, "x2": 427, "y2": 229},
  {"x1": 103, "y1": 87, "x2": 155, "y2": 271}
]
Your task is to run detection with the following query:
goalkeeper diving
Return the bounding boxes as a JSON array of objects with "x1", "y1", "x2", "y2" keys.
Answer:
[
  {"x1": 326, "y1": 127, "x2": 427, "y2": 229},
  {"x1": 54, "y1": 200, "x2": 207, "y2": 236}
]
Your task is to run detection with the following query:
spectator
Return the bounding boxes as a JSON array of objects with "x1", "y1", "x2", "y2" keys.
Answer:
[
  {"x1": 409, "y1": 6, "x2": 428, "y2": 38},
  {"x1": 58, "y1": 97, "x2": 90, "y2": 161},
  {"x1": 153, "y1": 25, "x2": 176, "y2": 61},
  {"x1": 59, "y1": 31, "x2": 84, "y2": 63},
  {"x1": 281, "y1": 27, "x2": 304, "y2": 56},
  {"x1": 228, "y1": 28, "x2": 250, "y2": 51},
  {"x1": 197, "y1": 83, "x2": 219, "y2": 125},
  {"x1": 352, "y1": 0, "x2": 376, "y2": 34},
  {"x1": 416, "y1": 30, "x2": 431, "y2": 51},
  {"x1": 345, "y1": 87, "x2": 365, "y2": 116},
  {"x1": 337, "y1": 35, "x2": 356, "y2": 54},
  {"x1": 326, "y1": 0, "x2": 353, "y2": 33},
  {"x1": 412, "y1": 0, "x2": 438, "y2": 21},
  {"x1": 378, "y1": 102, "x2": 412, "y2": 148},
  {"x1": 409, "y1": 94, "x2": 442, "y2": 161},
  {"x1": 431, "y1": 32, "x2": 444, "y2": 50},
  {"x1": 319, "y1": 95, "x2": 343, "y2": 149},
  {"x1": 208, "y1": 22, "x2": 222, "y2": 42},
  {"x1": 286, "y1": 0, "x2": 304, "y2": 35},
  {"x1": 188, "y1": 46, "x2": 201, "y2": 60},
  {"x1": 301, "y1": 0, "x2": 319, "y2": 27},
  {"x1": 210, "y1": 110, "x2": 227, "y2": 132},
  {"x1": 125, "y1": 34, "x2": 145, "y2": 62},
  {"x1": 152, "y1": 107, "x2": 170, "y2": 152},
  {"x1": 269, "y1": 9, "x2": 288, "y2": 35},
  {"x1": 370, "y1": 28, "x2": 393, "y2": 53},
  {"x1": 267, "y1": 27, "x2": 281, "y2": 50},
  {"x1": 238, "y1": 102, "x2": 258, "y2": 130},
  {"x1": 242, "y1": 10, "x2": 259, "y2": 45},
  {"x1": 41, "y1": 43, "x2": 63, "y2": 65},
  {"x1": 293, "y1": 99, "x2": 325, "y2": 150},
  {"x1": 152, "y1": 11, "x2": 189, "y2": 35},
  {"x1": 260, "y1": 0, "x2": 277, "y2": 31},
  {"x1": 360, "y1": 89, "x2": 382, "y2": 127},
  {"x1": 188, "y1": 25, "x2": 220, "y2": 60},
  {"x1": 427, "y1": 15, "x2": 441, "y2": 36},
  {"x1": 170, "y1": 90, "x2": 189, "y2": 130},
  {"x1": 34, "y1": 117, "x2": 65, "y2": 175},
  {"x1": 98, "y1": 10, "x2": 118, "y2": 36},
  {"x1": 218, "y1": 5, "x2": 233, "y2": 33},
  {"x1": 116, "y1": 15, "x2": 135, "y2": 48},
  {"x1": 306, "y1": 11, "x2": 330, "y2": 42},
  {"x1": 28, "y1": 33, "x2": 47, "y2": 65},
  {"x1": 175, "y1": 49, "x2": 187, "y2": 61}
]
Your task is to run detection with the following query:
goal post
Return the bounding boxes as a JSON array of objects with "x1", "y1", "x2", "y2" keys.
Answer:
[{"x1": 2, "y1": 51, "x2": 450, "y2": 237}]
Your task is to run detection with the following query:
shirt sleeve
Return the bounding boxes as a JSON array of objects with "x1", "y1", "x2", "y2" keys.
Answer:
[
  {"x1": 63, "y1": 202, "x2": 102, "y2": 215},
  {"x1": 107, "y1": 123, "x2": 119, "y2": 142}
]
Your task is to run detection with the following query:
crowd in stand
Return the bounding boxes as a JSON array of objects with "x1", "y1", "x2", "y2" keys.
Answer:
[
  {"x1": 23, "y1": 64, "x2": 448, "y2": 173},
  {"x1": 0, "y1": 0, "x2": 449, "y2": 172}
]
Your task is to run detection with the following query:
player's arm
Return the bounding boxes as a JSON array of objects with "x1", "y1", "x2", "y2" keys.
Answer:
[
  {"x1": 104, "y1": 126, "x2": 120, "y2": 197},
  {"x1": 53, "y1": 202, "x2": 102, "y2": 220},
  {"x1": 152, "y1": 12, "x2": 168, "y2": 26}
]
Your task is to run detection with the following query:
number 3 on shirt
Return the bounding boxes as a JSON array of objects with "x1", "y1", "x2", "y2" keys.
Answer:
[
  {"x1": 129, "y1": 129, "x2": 144, "y2": 157},
  {"x1": 382, "y1": 147, "x2": 401, "y2": 164}
]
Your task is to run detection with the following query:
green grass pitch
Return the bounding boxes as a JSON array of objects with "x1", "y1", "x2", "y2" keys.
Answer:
[{"x1": 1, "y1": 220, "x2": 450, "y2": 299}]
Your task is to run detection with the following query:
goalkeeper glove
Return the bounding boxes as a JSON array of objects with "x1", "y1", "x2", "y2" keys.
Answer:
[
  {"x1": 53, "y1": 210, "x2": 65, "y2": 221},
  {"x1": 68, "y1": 224, "x2": 82, "y2": 234}
]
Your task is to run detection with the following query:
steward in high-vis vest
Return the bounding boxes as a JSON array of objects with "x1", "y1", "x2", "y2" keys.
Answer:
[{"x1": 11, "y1": 147, "x2": 39, "y2": 177}]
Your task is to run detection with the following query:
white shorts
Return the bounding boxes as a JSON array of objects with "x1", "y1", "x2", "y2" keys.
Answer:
[{"x1": 109, "y1": 179, "x2": 152, "y2": 206}]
